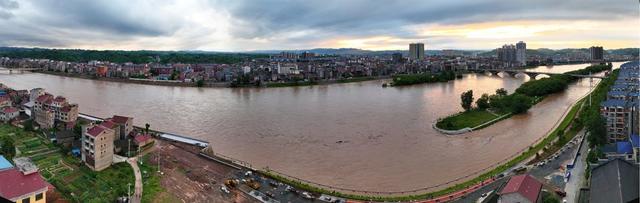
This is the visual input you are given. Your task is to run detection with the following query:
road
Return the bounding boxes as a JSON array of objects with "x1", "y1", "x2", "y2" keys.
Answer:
[
  {"x1": 564, "y1": 133, "x2": 589, "y2": 203},
  {"x1": 127, "y1": 157, "x2": 143, "y2": 203}
]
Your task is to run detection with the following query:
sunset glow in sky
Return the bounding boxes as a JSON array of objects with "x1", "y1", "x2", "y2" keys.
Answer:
[{"x1": 0, "y1": 0, "x2": 638, "y2": 51}]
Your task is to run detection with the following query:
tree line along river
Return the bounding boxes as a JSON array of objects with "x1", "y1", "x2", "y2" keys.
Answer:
[{"x1": 0, "y1": 62, "x2": 624, "y2": 193}]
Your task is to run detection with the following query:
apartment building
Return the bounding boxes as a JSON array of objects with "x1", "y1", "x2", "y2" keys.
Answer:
[
  {"x1": 81, "y1": 124, "x2": 115, "y2": 171},
  {"x1": 600, "y1": 61, "x2": 639, "y2": 143}
]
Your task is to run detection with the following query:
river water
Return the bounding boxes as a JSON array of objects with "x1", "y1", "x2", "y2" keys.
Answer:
[{"x1": 0, "y1": 62, "x2": 622, "y2": 193}]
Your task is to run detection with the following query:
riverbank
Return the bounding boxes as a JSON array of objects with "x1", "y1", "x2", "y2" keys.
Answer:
[{"x1": 37, "y1": 70, "x2": 391, "y2": 89}]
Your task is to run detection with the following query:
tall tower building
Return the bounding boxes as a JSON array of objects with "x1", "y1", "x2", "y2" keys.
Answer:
[
  {"x1": 409, "y1": 43, "x2": 425, "y2": 60},
  {"x1": 590, "y1": 46, "x2": 604, "y2": 61},
  {"x1": 516, "y1": 41, "x2": 526, "y2": 66}
]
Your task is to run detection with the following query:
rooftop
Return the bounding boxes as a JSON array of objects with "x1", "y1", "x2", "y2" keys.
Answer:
[
  {"x1": 12, "y1": 157, "x2": 38, "y2": 175},
  {"x1": 86, "y1": 125, "x2": 106, "y2": 137},
  {"x1": 590, "y1": 159, "x2": 639, "y2": 203},
  {"x1": 111, "y1": 115, "x2": 132, "y2": 124},
  {"x1": 499, "y1": 174, "x2": 542, "y2": 203},
  {"x1": 0, "y1": 168, "x2": 48, "y2": 200}
]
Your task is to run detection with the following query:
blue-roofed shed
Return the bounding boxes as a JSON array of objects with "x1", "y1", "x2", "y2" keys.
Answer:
[
  {"x1": 617, "y1": 142, "x2": 633, "y2": 154},
  {"x1": 631, "y1": 134, "x2": 640, "y2": 148},
  {"x1": 0, "y1": 155, "x2": 13, "y2": 170},
  {"x1": 601, "y1": 99, "x2": 627, "y2": 107}
]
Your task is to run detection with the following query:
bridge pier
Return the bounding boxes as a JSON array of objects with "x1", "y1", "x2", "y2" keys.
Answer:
[{"x1": 525, "y1": 72, "x2": 538, "y2": 80}]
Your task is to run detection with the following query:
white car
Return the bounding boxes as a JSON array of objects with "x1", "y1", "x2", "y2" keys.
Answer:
[
  {"x1": 220, "y1": 186, "x2": 230, "y2": 194},
  {"x1": 302, "y1": 192, "x2": 314, "y2": 199}
]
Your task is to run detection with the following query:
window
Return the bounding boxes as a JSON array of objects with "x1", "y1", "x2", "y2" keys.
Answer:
[
  {"x1": 35, "y1": 193, "x2": 43, "y2": 200},
  {"x1": 22, "y1": 197, "x2": 30, "y2": 203}
]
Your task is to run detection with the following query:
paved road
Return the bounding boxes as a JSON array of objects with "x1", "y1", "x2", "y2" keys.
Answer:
[
  {"x1": 127, "y1": 157, "x2": 143, "y2": 203},
  {"x1": 564, "y1": 133, "x2": 589, "y2": 203},
  {"x1": 454, "y1": 178, "x2": 508, "y2": 203}
]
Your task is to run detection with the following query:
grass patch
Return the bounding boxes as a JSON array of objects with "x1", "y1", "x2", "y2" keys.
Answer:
[
  {"x1": 139, "y1": 154, "x2": 173, "y2": 203},
  {"x1": 436, "y1": 109, "x2": 500, "y2": 130}
]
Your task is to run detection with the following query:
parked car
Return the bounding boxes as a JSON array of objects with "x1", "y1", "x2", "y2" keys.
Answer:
[{"x1": 220, "y1": 186, "x2": 230, "y2": 194}]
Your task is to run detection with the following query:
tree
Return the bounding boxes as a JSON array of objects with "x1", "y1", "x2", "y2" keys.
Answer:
[
  {"x1": 460, "y1": 90, "x2": 474, "y2": 111},
  {"x1": 507, "y1": 94, "x2": 533, "y2": 114},
  {"x1": 0, "y1": 137, "x2": 15, "y2": 159},
  {"x1": 476, "y1": 94, "x2": 490, "y2": 109},
  {"x1": 586, "y1": 114, "x2": 607, "y2": 147},
  {"x1": 145, "y1": 123, "x2": 150, "y2": 134},
  {"x1": 495, "y1": 88, "x2": 508, "y2": 97}
]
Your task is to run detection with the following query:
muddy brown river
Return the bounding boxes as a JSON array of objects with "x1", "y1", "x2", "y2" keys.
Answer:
[{"x1": 0, "y1": 62, "x2": 622, "y2": 193}]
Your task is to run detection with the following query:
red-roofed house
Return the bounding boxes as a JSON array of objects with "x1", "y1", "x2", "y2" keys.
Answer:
[
  {"x1": 133, "y1": 133, "x2": 154, "y2": 151},
  {"x1": 0, "y1": 106, "x2": 19, "y2": 122},
  {"x1": 0, "y1": 168, "x2": 48, "y2": 203},
  {"x1": 81, "y1": 124, "x2": 115, "y2": 171},
  {"x1": 110, "y1": 115, "x2": 133, "y2": 140},
  {"x1": 498, "y1": 174, "x2": 543, "y2": 203}
]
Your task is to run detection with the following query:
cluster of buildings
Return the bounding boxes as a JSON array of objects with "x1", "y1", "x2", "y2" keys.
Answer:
[
  {"x1": 599, "y1": 61, "x2": 639, "y2": 163},
  {"x1": 0, "y1": 156, "x2": 49, "y2": 203},
  {"x1": 80, "y1": 115, "x2": 153, "y2": 171},
  {"x1": 30, "y1": 88, "x2": 79, "y2": 130},
  {"x1": 496, "y1": 41, "x2": 527, "y2": 67},
  {"x1": 0, "y1": 84, "x2": 28, "y2": 123}
]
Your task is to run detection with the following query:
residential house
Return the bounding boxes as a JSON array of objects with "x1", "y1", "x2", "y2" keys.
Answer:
[
  {"x1": 588, "y1": 159, "x2": 639, "y2": 203},
  {"x1": 0, "y1": 106, "x2": 19, "y2": 122},
  {"x1": 0, "y1": 156, "x2": 48, "y2": 203},
  {"x1": 498, "y1": 174, "x2": 543, "y2": 203},
  {"x1": 81, "y1": 124, "x2": 115, "y2": 171},
  {"x1": 108, "y1": 115, "x2": 133, "y2": 140}
]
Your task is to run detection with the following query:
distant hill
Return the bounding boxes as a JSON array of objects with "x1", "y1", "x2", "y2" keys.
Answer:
[{"x1": 0, "y1": 47, "x2": 268, "y2": 64}]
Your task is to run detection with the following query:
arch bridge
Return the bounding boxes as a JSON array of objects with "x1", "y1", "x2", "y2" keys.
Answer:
[{"x1": 481, "y1": 69, "x2": 605, "y2": 80}]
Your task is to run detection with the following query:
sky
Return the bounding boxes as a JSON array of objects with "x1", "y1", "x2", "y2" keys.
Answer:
[{"x1": 0, "y1": 0, "x2": 638, "y2": 51}]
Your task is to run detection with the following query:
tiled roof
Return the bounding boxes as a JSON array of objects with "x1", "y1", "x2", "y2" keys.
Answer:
[
  {"x1": 499, "y1": 174, "x2": 542, "y2": 203},
  {"x1": 87, "y1": 125, "x2": 105, "y2": 137},
  {"x1": 111, "y1": 115, "x2": 131, "y2": 124},
  {"x1": 0, "y1": 169, "x2": 48, "y2": 200},
  {"x1": 35, "y1": 94, "x2": 52, "y2": 103},
  {"x1": 590, "y1": 159, "x2": 639, "y2": 203},
  {"x1": 2, "y1": 107, "x2": 18, "y2": 114},
  {"x1": 53, "y1": 96, "x2": 66, "y2": 102},
  {"x1": 134, "y1": 134, "x2": 153, "y2": 144},
  {"x1": 100, "y1": 120, "x2": 117, "y2": 129}
]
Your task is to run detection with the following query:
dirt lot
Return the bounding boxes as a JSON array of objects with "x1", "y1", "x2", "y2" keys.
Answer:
[{"x1": 147, "y1": 140, "x2": 257, "y2": 203}]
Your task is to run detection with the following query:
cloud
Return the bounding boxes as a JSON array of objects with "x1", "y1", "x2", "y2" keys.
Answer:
[
  {"x1": 0, "y1": 0, "x2": 18, "y2": 19},
  {"x1": 0, "y1": 0, "x2": 637, "y2": 50}
]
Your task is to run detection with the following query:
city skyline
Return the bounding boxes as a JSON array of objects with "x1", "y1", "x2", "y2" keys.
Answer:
[{"x1": 0, "y1": 0, "x2": 638, "y2": 51}]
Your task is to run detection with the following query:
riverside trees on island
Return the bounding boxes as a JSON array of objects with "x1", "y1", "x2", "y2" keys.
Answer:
[{"x1": 391, "y1": 71, "x2": 456, "y2": 86}]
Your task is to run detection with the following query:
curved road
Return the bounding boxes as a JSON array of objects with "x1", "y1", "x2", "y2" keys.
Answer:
[{"x1": 127, "y1": 158, "x2": 143, "y2": 203}]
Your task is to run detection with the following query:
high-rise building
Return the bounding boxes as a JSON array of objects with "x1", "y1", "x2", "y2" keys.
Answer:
[
  {"x1": 409, "y1": 43, "x2": 425, "y2": 60},
  {"x1": 590, "y1": 46, "x2": 604, "y2": 61},
  {"x1": 497, "y1": 44, "x2": 517, "y2": 65},
  {"x1": 516, "y1": 41, "x2": 526, "y2": 66}
]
